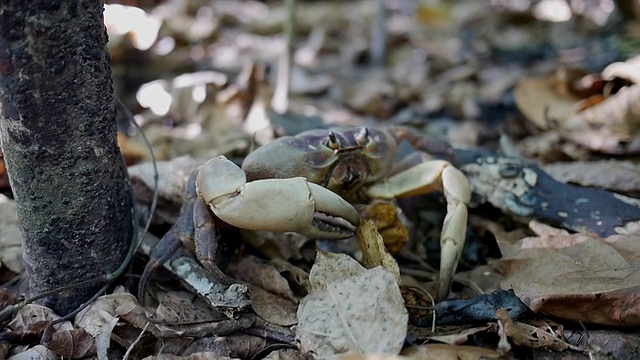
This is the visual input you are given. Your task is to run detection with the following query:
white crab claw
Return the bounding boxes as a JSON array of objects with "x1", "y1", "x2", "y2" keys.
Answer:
[{"x1": 197, "y1": 156, "x2": 358, "y2": 239}]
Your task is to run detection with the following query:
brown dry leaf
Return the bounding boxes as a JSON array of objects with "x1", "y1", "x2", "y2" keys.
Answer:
[
  {"x1": 0, "y1": 199, "x2": 22, "y2": 274},
  {"x1": 428, "y1": 324, "x2": 496, "y2": 345},
  {"x1": 0, "y1": 288, "x2": 17, "y2": 312},
  {"x1": 263, "y1": 347, "x2": 307, "y2": 360},
  {"x1": 77, "y1": 289, "x2": 250, "y2": 342},
  {"x1": 543, "y1": 160, "x2": 640, "y2": 193},
  {"x1": 401, "y1": 344, "x2": 503, "y2": 359},
  {"x1": 128, "y1": 156, "x2": 200, "y2": 206},
  {"x1": 269, "y1": 258, "x2": 311, "y2": 293},
  {"x1": 496, "y1": 221, "x2": 640, "y2": 326},
  {"x1": 147, "y1": 291, "x2": 228, "y2": 324},
  {"x1": 338, "y1": 354, "x2": 408, "y2": 360},
  {"x1": 249, "y1": 285, "x2": 297, "y2": 326},
  {"x1": 184, "y1": 334, "x2": 266, "y2": 359},
  {"x1": 75, "y1": 292, "x2": 136, "y2": 336},
  {"x1": 495, "y1": 309, "x2": 582, "y2": 352},
  {"x1": 514, "y1": 70, "x2": 582, "y2": 130},
  {"x1": 230, "y1": 256, "x2": 301, "y2": 325},
  {"x1": 296, "y1": 252, "x2": 407, "y2": 357},
  {"x1": 9, "y1": 304, "x2": 73, "y2": 332},
  {"x1": 241, "y1": 230, "x2": 310, "y2": 262},
  {"x1": 73, "y1": 292, "x2": 125, "y2": 360},
  {"x1": 560, "y1": 84, "x2": 640, "y2": 154},
  {"x1": 7, "y1": 345, "x2": 58, "y2": 360},
  {"x1": 232, "y1": 255, "x2": 298, "y2": 303},
  {"x1": 152, "y1": 353, "x2": 238, "y2": 360},
  {"x1": 43, "y1": 328, "x2": 96, "y2": 359},
  {"x1": 356, "y1": 217, "x2": 402, "y2": 283},
  {"x1": 0, "y1": 342, "x2": 8, "y2": 360}
]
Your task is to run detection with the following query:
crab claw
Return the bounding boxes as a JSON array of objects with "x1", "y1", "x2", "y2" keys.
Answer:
[{"x1": 197, "y1": 156, "x2": 359, "y2": 239}]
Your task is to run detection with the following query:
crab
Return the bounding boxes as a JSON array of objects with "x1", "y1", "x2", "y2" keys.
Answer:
[
  {"x1": 140, "y1": 127, "x2": 471, "y2": 302},
  {"x1": 242, "y1": 127, "x2": 471, "y2": 300},
  {"x1": 138, "y1": 154, "x2": 360, "y2": 299}
]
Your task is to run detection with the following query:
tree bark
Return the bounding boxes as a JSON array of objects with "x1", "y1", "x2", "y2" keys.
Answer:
[{"x1": 0, "y1": 0, "x2": 133, "y2": 315}]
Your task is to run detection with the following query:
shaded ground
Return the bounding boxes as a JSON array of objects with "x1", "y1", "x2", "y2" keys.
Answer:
[{"x1": 2, "y1": 0, "x2": 640, "y2": 359}]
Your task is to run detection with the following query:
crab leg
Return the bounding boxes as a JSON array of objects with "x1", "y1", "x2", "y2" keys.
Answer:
[
  {"x1": 366, "y1": 161, "x2": 471, "y2": 301},
  {"x1": 138, "y1": 170, "x2": 200, "y2": 300}
]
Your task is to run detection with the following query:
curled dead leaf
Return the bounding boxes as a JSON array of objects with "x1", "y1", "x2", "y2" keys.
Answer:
[{"x1": 356, "y1": 217, "x2": 401, "y2": 283}]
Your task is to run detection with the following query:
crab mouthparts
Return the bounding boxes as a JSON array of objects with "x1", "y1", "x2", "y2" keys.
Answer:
[{"x1": 312, "y1": 212, "x2": 356, "y2": 238}]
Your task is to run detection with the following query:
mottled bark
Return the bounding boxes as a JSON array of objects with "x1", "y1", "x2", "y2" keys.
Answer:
[{"x1": 0, "y1": 1, "x2": 133, "y2": 314}]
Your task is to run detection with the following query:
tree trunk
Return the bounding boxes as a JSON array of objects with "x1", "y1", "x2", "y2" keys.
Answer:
[{"x1": 0, "y1": 0, "x2": 133, "y2": 315}]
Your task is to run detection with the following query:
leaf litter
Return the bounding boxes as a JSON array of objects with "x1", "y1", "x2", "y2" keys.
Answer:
[{"x1": 2, "y1": 0, "x2": 640, "y2": 359}]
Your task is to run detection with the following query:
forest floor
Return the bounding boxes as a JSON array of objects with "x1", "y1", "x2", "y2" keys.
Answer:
[{"x1": 2, "y1": 0, "x2": 640, "y2": 359}]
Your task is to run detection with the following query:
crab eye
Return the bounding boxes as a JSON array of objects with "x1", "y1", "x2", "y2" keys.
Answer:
[
  {"x1": 355, "y1": 127, "x2": 369, "y2": 146},
  {"x1": 325, "y1": 132, "x2": 340, "y2": 150}
]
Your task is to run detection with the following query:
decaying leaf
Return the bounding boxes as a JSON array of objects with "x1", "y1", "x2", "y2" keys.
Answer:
[
  {"x1": 183, "y1": 334, "x2": 266, "y2": 358},
  {"x1": 43, "y1": 328, "x2": 96, "y2": 359},
  {"x1": 496, "y1": 221, "x2": 640, "y2": 326},
  {"x1": 514, "y1": 57, "x2": 640, "y2": 155},
  {"x1": 402, "y1": 343, "x2": 502, "y2": 359},
  {"x1": 128, "y1": 156, "x2": 200, "y2": 207},
  {"x1": 248, "y1": 285, "x2": 297, "y2": 326},
  {"x1": 514, "y1": 70, "x2": 582, "y2": 130},
  {"x1": 543, "y1": 160, "x2": 640, "y2": 193},
  {"x1": 427, "y1": 324, "x2": 497, "y2": 345},
  {"x1": 9, "y1": 304, "x2": 73, "y2": 333},
  {"x1": 232, "y1": 255, "x2": 300, "y2": 303},
  {"x1": 231, "y1": 256, "x2": 299, "y2": 326},
  {"x1": 7, "y1": 345, "x2": 57, "y2": 360},
  {"x1": 561, "y1": 84, "x2": 640, "y2": 154},
  {"x1": 356, "y1": 217, "x2": 402, "y2": 283},
  {"x1": 147, "y1": 291, "x2": 228, "y2": 324},
  {"x1": 495, "y1": 309, "x2": 583, "y2": 352},
  {"x1": 297, "y1": 252, "x2": 407, "y2": 357}
]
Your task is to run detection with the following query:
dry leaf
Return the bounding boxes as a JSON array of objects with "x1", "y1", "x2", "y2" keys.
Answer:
[
  {"x1": 497, "y1": 221, "x2": 640, "y2": 326},
  {"x1": 543, "y1": 160, "x2": 640, "y2": 193},
  {"x1": 514, "y1": 71, "x2": 582, "y2": 130},
  {"x1": 357, "y1": 217, "x2": 402, "y2": 282},
  {"x1": 96, "y1": 316, "x2": 118, "y2": 360},
  {"x1": 401, "y1": 344, "x2": 502, "y2": 359},
  {"x1": 7, "y1": 345, "x2": 57, "y2": 360},
  {"x1": 560, "y1": 84, "x2": 640, "y2": 154},
  {"x1": 44, "y1": 328, "x2": 96, "y2": 359},
  {"x1": 128, "y1": 156, "x2": 200, "y2": 207},
  {"x1": 152, "y1": 353, "x2": 238, "y2": 360},
  {"x1": 240, "y1": 230, "x2": 310, "y2": 262},
  {"x1": 495, "y1": 309, "x2": 582, "y2": 352},
  {"x1": 9, "y1": 304, "x2": 73, "y2": 332},
  {"x1": 148, "y1": 291, "x2": 228, "y2": 324},
  {"x1": 232, "y1": 255, "x2": 299, "y2": 303},
  {"x1": 184, "y1": 334, "x2": 266, "y2": 358},
  {"x1": 297, "y1": 252, "x2": 407, "y2": 357},
  {"x1": 75, "y1": 293, "x2": 135, "y2": 336},
  {"x1": 428, "y1": 324, "x2": 496, "y2": 345},
  {"x1": 249, "y1": 285, "x2": 297, "y2": 326}
]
